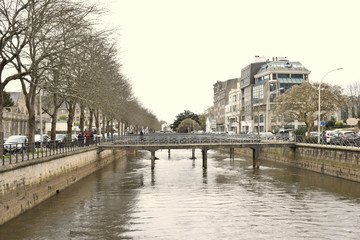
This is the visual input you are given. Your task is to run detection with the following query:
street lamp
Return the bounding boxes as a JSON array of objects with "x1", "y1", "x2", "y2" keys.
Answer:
[{"x1": 317, "y1": 68, "x2": 343, "y2": 143}]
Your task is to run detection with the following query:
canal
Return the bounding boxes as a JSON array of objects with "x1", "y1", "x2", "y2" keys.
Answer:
[{"x1": 1, "y1": 149, "x2": 360, "y2": 239}]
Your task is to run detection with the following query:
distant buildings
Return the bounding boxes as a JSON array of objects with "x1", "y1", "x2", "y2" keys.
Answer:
[
  {"x1": 213, "y1": 78, "x2": 237, "y2": 132},
  {"x1": 213, "y1": 56, "x2": 313, "y2": 133}
]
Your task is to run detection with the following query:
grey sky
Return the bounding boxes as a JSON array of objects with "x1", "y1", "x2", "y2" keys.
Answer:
[{"x1": 6, "y1": 0, "x2": 360, "y2": 123}]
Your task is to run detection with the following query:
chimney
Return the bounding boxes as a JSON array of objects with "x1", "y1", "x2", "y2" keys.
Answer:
[{"x1": 255, "y1": 56, "x2": 266, "y2": 63}]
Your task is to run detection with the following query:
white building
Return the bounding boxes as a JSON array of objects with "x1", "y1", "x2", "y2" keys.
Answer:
[
  {"x1": 205, "y1": 117, "x2": 216, "y2": 133},
  {"x1": 225, "y1": 81, "x2": 240, "y2": 133}
]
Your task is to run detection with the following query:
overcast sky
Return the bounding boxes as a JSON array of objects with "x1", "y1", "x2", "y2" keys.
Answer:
[{"x1": 7, "y1": 0, "x2": 360, "y2": 123}]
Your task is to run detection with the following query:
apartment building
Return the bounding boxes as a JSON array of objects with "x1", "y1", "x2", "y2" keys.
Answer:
[
  {"x1": 213, "y1": 78, "x2": 238, "y2": 132},
  {"x1": 217, "y1": 57, "x2": 312, "y2": 134},
  {"x1": 239, "y1": 58, "x2": 266, "y2": 133},
  {"x1": 252, "y1": 58, "x2": 311, "y2": 132}
]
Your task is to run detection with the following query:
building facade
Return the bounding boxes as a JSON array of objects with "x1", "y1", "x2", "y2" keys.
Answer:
[
  {"x1": 213, "y1": 57, "x2": 314, "y2": 134},
  {"x1": 225, "y1": 81, "x2": 240, "y2": 133},
  {"x1": 239, "y1": 60, "x2": 266, "y2": 133},
  {"x1": 213, "y1": 78, "x2": 238, "y2": 132},
  {"x1": 252, "y1": 58, "x2": 311, "y2": 132}
]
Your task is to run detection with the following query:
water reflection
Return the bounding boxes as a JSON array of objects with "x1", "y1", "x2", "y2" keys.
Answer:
[{"x1": 0, "y1": 149, "x2": 360, "y2": 240}]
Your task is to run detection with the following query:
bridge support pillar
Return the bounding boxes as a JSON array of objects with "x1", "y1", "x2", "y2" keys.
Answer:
[
  {"x1": 190, "y1": 149, "x2": 196, "y2": 159},
  {"x1": 151, "y1": 150, "x2": 156, "y2": 169},
  {"x1": 202, "y1": 149, "x2": 208, "y2": 169},
  {"x1": 230, "y1": 147, "x2": 234, "y2": 160},
  {"x1": 252, "y1": 148, "x2": 260, "y2": 168}
]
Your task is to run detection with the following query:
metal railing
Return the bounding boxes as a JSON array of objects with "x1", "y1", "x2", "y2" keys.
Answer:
[
  {"x1": 102, "y1": 133, "x2": 291, "y2": 146},
  {"x1": 4, "y1": 132, "x2": 356, "y2": 167},
  {"x1": 295, "y1": 135, "x2": 360, "y2": 148},
  {"x1": 1, "y1": 136, "x2": 120, "y2": 166}
]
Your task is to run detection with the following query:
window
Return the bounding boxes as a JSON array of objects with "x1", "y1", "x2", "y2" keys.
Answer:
[
  {"x1": 253, "y1": 84, "x2": 264, "y2": 103},
  {"x1": 260, "y1": 115, "x2": 264, "y2": 123},
  {"x1": 278, "y1": 74, "x2": 290, "y2": 78},
  {"x1": 272, "y1": 73, "x2": 277, "y2": 79},
  {"x1": 291, "y1": 74, "x2": 303, "y2": 78}
]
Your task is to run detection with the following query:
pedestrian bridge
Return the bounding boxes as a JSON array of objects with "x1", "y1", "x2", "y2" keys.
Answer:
[{"x1": 98, "y1": 134, "x2": 296, "y2": 169}]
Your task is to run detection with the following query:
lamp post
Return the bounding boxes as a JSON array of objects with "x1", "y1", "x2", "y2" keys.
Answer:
[{"x1": 317, "y1": 68, "x2": 343, "y2": 143}]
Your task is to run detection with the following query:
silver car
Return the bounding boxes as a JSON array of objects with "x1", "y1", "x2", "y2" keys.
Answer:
[{"x1": 4, "y1": 135, "x2": 28, "y2": 154}]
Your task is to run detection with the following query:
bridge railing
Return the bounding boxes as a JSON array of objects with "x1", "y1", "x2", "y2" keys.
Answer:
[{"x1": 101, "y1": 133, "x2": 291, "y2": 146}]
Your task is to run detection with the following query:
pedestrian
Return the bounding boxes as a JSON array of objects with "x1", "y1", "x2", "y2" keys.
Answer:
[
  {"x1": 322, "y1": 130, "x2": 327, "y2": 144},
  {"x1": 78, "y1": 132, "x2": 84, "y2": 147},
  {"x1": 85, "y1": 131, "x2": 90, "y2": 146},
  {"x1": 140, "y1": 131, "x2": 144, "y2": 141}
]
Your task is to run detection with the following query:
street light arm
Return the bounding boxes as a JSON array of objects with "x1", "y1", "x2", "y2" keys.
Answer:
[
  {"x1": 317, "y1": 67, "x2": 343, "y2": 143},
  {"x1": 320, "y1": 68, "x2": 344, "y2": 84}
]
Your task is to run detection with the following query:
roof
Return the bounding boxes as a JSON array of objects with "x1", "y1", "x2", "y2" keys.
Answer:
[
  {"x1": 8, "y1": 92, "x2": 21, "y2": 106},
  {"x1": 256, "y1": 61, "x2": 310, "y2": 76}
]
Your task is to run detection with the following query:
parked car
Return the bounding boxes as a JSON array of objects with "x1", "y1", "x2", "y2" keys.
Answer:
[
  {"x1": 71, "y1": 134, "x2": 78, "y2": 146},
  {"x1": 354, "y1": 136, "x2": 360, "y2": 147},
  {"x1": 55, "y1": 134, "x2": 67, "y2": 147},
  {"x1": 276, "y1": 130, "x2": 292, "y2": 141},
  {"x1": 329, "y1": 131, "x2": 355, "y2": 146},
  {"x1": 34, "y1": 134, "x2": 50, "y2": 148},
  {"x1": 260, "y1": 132, "x2": 274, "y2": 140},
  {"x1": 324, "y1": 131, "x2": 337, "y2": 144},
  {"x1": 4, "y1": 135, "x2": 28, "y2": 154}
]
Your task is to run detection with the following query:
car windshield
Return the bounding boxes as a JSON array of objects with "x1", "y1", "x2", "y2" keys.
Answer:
[
  {"x1": 5, "y1": 136, "x2": 26, "y2": 143},
  {"x1": 34, "y1": 135, "x2": 42, "y2": 141},
  {"x1": 56, "y1": 134, "x2": 66, "y2": 140}
]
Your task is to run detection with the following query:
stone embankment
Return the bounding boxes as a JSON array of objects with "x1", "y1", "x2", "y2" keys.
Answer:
[
  {"x1": 235, "y1": 144, "x2": 360, "y2": 182},
  {"x1": 0, "y1": 147, "x2": 129, "y2": 225}
]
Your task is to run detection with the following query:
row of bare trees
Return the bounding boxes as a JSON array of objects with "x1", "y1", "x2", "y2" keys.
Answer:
[{"x1": 0, "y1": 0, "x2": 160, "y2": 146}]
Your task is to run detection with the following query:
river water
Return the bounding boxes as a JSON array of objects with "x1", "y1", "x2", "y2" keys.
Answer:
[{"x1": 1, "y1": 149, "x2": 360, "y2": 239}]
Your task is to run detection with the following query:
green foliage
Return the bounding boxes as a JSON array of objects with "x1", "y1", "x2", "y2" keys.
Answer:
[
  {"x1": 171, "y1": 110, "x2": 200, "y2": 131},
  {"x1": 293, "y1": 127, "x2": 306, "y2": 136},
  {"x1": 58, "y1": 115, "x2": 67, "y2": 121},
  {"x1": 3, "y1": 91, "x2": 14, "y2": 107},
  {"x1": 335, "y1": 121, "x2": 344, "y2": 128},
  {"x1": 176, "y1": 118, "x2": 201, "y2": 133},
  {"x1": 326, "y1": 117, "x2": 336, "y2": 129}
]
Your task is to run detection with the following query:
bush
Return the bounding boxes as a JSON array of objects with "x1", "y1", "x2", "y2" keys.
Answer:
[
  {"x1": 326, "y1": 118, "x2": 336, "y2": 129},
  {"x1": 335, "y1": 121, "x2": 344, "y2": 128},
  {"x1": 293, "y1": 127, "x2": 306, "y2": 136}
]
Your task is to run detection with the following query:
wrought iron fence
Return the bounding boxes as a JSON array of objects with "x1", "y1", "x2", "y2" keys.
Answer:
[
  {"x1": 295, "y1": 135, "x2": 360, "y2": 148},
  {"x1": 1, "y1": 135, "x2": 121, "y2": 166}
]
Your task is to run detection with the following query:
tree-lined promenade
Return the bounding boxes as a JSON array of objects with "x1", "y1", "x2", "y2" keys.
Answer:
[{"x1": 0, "y1": 0, "x2": 160, "y2": 148}]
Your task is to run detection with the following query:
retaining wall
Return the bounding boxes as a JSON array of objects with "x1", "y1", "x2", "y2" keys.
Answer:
[
  {"x1": 234, "y1": 144, "x2": 360, "y2": 182},
  {"x1": 0, "y1": 148, "x2": 127, "y2": 225}
]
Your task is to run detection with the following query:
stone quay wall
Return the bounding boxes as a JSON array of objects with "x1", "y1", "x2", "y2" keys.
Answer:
[
  {"x1": 0, "y1": 147, "x2": 127, "y2": 225},
  {"x1": 234, "y1": 144, "x2": 360, "y2": 182}
]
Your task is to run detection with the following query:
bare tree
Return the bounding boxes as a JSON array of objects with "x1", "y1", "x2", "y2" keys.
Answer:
[
  {"x1": 346, "y1": 81, "x2": 360, "y2": 128},
  {"x1": 273, "y1": 81, "x2": 346, "y2": 137}
]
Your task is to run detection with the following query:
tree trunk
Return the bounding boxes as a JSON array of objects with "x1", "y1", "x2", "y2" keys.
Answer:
[
  {"x1": 0, "y1": 85, "x2": 4, "y2": 149},
  {"x1": 89, "y1": 108, "x2": 94, "y2": 132},
  {"x1": 102, "y1": 115, "x2": 106, "y2": 137},
  {"x1": 80, "y1": 103, "x2": 85, "y2": 133},
  {"x1": 66, "y1": 102, "x2": 76, "y2": 146}
]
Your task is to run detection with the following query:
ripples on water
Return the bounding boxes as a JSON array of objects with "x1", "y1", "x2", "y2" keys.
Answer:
[{"x1": 1, "y1": 149, "x2": 360, "y2": 239}]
